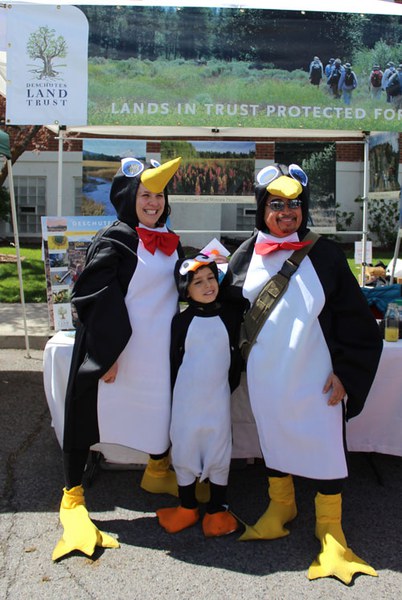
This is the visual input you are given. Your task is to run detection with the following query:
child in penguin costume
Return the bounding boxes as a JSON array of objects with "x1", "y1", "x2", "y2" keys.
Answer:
[
  {"x1": 156, "y1": 255, "x2": 242, "y2": 536},
  {"x1": 222, "y1": 163, "x2": 383, "y2": 584},
  {"x1": 52, "y1": 156, "x2": 185, "y2": 561}
]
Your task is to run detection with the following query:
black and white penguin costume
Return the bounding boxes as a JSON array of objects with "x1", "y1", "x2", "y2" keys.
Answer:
[
  {"x1": 64, "y1": 157, "x2": 183, "y2": 455},
  {"x1": 170, "y1": 259, "x2": 242, "y2": 487},
  {"x1": 225, "y1": 173, "x2": 382, "y2": 478},
  {"x1": 156, "y1": 257, "x2": 241, "y2": 537},
  {"x1": 53, "y1": 157, "x2": 183, "y2": 561},
  {"x1": 222, "y1": 163, "x2": 383, "y2": 583}
]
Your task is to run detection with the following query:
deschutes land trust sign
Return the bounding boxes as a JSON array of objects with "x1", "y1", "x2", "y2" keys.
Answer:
[{"x1": 6, "y1": 4, "x2": 88, "y2": 125}]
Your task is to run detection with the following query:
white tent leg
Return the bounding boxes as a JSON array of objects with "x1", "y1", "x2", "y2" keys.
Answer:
[
  {"x1": 7, "y1": 158, "x2": 31, "y2": 358},
  {"x1": 360, "y1": 134, "x2": 370, "y2": 287}
]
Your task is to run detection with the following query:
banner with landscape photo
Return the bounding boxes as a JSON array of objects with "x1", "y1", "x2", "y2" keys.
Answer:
[{"x1": 83, "y1": 5, "x2": 402, "y2": 132}]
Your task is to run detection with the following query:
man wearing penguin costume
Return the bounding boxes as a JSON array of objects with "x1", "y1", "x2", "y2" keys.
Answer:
[
  {"x1": 223, "y1": 163, "x2": 383, "y2": 584},
  {"x1": 52, "y1": 156, "x2": 183, "y2": 560}
]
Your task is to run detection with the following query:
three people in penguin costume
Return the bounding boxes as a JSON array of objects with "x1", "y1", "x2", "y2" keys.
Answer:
[{"x1": 223, "y1": 162, "x2": 383, "y2": 584}]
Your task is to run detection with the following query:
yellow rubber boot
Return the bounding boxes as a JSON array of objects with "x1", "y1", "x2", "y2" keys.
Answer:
[
  {"x1": 308, "y1": 493, "x2": 378, "y2": 584},
  {"x1": 140, "y1": 456, "x2": 178, "y2": 497},
  {"x1": 156, "y1": 506, "x2": 199, "y2": 533},
  {"x1": 52, "y1": 486, "x2": 119, "y2": 561},
  {"x1": 238, "y1": 475, "x2": 297, "y2": 541}
]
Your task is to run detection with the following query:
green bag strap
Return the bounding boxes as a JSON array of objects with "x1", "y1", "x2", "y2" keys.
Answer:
[{"x1": 240, "y1": 231, "x2": 320, "y2": 360}]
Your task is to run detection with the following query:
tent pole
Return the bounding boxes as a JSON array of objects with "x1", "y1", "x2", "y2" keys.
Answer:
[
  {"x1": 7, "y1": 158, "x2": 31, "y2": 358},
  {"x1": 56, "y1": 125, "x2": 65, "y2": 216},
  {"x1": 361, "y1": 134, "x2": 370, "y2": 287}
]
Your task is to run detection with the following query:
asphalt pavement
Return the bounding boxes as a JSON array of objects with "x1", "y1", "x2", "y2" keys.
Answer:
[{"x1": 1, "y1": 308, "x2": 402, "y2": 599}]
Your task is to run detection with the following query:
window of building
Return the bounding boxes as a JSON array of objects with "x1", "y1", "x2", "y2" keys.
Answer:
[{"x1": 14, "y1": 176, "x2": 46, "y2": 234}]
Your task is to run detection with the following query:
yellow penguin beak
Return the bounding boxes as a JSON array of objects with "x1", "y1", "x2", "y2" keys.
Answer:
[
  {"x1": 141, "y1": 156, "x2": 181, "y2": 193},
  {"x1": 266, "y1": 175, "x2": 302, "y2": 200}
]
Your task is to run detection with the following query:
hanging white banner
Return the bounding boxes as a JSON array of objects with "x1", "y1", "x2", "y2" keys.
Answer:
[{"x1": 5, "y1": 4, "x2": 88, "y2": 126}]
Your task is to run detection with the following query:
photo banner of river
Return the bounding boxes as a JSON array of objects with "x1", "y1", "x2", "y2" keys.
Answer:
[{"x1": 81, "y1": 5, "x2": 402, "y2": 132}]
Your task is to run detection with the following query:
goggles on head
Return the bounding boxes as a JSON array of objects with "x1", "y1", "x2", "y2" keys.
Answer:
[
  {"x1": 179, "y1": 254, "x2": 215, "y2": 276},
  {"x1": 121, "y1": 157, "x2": 161, "y2": 178},
  {"x1": 257, "y1": 163, "x2": 308, "y2": 188},
  {"x1": 266, "y1": 198, "x2": 303, "y2": 211}
]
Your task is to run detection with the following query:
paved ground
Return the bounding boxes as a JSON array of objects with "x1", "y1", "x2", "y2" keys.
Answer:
[{"x1": 1, "y1": 343, "x2": 402, "y2": 599}]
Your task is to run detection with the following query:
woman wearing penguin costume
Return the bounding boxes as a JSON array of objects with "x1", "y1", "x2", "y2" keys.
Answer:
[
  {"x1": 222, "y1": 163, "x2": 383, "y2": 584},
  {"x1": 52, "y1": 156, "x2": 184, "y2": 560},
  {"x1": 156, "y1": 255, "x2": 242, "y2": 536}
]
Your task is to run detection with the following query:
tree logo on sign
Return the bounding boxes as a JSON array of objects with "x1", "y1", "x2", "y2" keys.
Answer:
[{"x1": 26, "y1": 25, "x2": 68, "y2": 80}]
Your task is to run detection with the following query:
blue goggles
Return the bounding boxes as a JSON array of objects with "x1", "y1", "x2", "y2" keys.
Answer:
[
  {"x1": 257, "y1": 164, "x2": 308, "y2": 188},
  {"x1": 121, "y1": 157, "x2": 161, "y2": 177}
]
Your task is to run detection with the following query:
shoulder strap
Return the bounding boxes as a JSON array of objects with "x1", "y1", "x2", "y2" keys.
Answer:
[{"x1": 239, "y1": 231, "x2": 319, "y2": 360}]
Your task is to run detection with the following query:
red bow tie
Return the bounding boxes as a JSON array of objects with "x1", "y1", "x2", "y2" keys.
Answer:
[
  {"x1": 136, "y1": 227, "x2": 179, "y2": 256},
  {"x1": 255, "y1": 240, "x2": 312, "y2": 256}
]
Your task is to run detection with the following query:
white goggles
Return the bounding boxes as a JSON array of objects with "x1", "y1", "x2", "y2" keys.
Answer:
[
  {"x1": 257, "y1": 163, "x2": 308, "y2": 187},
  {"x1": 121, "y1": 157, "x2": 161, "y2": 177}
]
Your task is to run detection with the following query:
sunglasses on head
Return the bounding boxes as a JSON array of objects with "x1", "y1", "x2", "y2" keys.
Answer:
[
  {"x1": 121, "y1": 157, "x2": 161, "y2": 178},
  {"x1": 266, "y1": 199, "x2": 303, "y2": 211},
  {"x1": 257, "y1": 163, "x2": 308, "y2": 187}
]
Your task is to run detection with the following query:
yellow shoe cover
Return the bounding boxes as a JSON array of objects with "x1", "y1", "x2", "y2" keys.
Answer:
[
  {"x1": 195, "y1": 479, "x2": 210, "y2": 504},
  {"x1": 156, "y1": 506, "x2": 199, "y2": 533},
  {"x1": 238, "y1": 499, "x2": 297, "y2": 541},
  {"x1": 52, "y1": 486, "x2": 119, "y2": 561},
  {"x1": 307, "y1": 493, "x2": 378, "y2": 584},
  {"x1": 238, "y1": 475, "x2": 297, "y2": 541},
  {"x1": 140, "y1": 457, "x2": 178, "y2": 497}
]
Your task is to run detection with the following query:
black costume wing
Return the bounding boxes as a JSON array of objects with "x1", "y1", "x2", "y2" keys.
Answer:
[
  {"x1": 63, "y1": 221, "x2": 140, "y2": 450},
  {"x1": 308, "y1": 237, "x2": 383, "y2": 419}
]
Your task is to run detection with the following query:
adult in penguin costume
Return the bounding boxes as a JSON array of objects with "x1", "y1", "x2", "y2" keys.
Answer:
[
  {"x1": 156, "y1": 255, "x2": 242, "y2": 536},
  {"x1": 52, "y1": 156, "x2": 184, "y2": 561},
  {"x1": 223, "y1": 163, "x2": 383, "y2": 584}
]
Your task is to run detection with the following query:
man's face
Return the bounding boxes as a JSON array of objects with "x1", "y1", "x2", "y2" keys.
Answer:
[{"x1": 264, "y1": 194, "x2": 303, "y2": 238}]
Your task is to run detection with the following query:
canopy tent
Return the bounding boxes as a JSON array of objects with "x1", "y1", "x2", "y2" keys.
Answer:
[
  {"x1": 0, "y1": 129, "x2": 30, "y2": 356},
  {"x1": 2, "y1": 0, "x2": 402, "y2": 287}
]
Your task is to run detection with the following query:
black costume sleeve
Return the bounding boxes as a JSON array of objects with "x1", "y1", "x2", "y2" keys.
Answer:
[
  {"x1": 63, "y1": 222, "x2": 139, "y2": 451},
  {"x1": 308, "y1": 237, "x2": 383, "y2": 420}
]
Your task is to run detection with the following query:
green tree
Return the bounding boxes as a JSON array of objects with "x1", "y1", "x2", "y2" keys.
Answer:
[{"x1": 26, "y1": 26, "x2": 67, "y2": 79}]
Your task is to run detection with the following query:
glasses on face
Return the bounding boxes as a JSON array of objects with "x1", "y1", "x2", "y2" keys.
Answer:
[
  {"x1": 265, "y1": 199, "x2": 303, "y2": 211},
  {"x1": 257, "y1": 163, "x2": 308, "y2": 187},
  {"x1": 121, "y1": 157, "x2": 161, "y2": 177}
]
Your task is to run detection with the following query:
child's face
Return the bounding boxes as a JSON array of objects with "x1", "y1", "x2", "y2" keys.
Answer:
[{"x1": 187, "y1": 266, "x2": 219, "y2": 304}]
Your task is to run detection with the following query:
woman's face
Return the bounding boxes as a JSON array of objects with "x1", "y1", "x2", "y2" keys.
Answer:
[
  {"x1": 136, "y1": 182, "x2": 165, "y2": 228},
  {"x1": 264, "y1": 194, "x2": 303, "y2": 238},
  {"x1": 187, "y1": 266, "x2": 219, "y2": 304}
]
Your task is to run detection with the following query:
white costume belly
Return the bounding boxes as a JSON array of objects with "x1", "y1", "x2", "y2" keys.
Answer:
[
  {"x1": 97, "y1": 230, "x2": 178, "y2": 454},
  {"x1": 244, "y1": 231, "x2": 347, "y2": 480},
  {"x1": 170, "y1": 316, "x2": 232, "y2": 486}
]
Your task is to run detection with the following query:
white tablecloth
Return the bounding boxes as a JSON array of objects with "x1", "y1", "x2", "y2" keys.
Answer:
[{"x1": 43, "y1": 331, "x2": 402, "y2": 463}]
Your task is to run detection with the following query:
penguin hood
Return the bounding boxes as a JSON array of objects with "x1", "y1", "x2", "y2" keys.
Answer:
[{"x1": 110, "y1": 157, "x2": 181, "y2": 229}]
